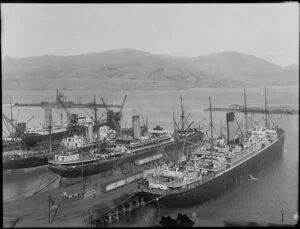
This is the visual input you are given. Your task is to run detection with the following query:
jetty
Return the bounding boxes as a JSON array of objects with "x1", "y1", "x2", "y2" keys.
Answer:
[
  {"x1": 6, "y1": 89, "x2": 122, "y2": 109},
  {"x1": 13, "y1": 101, "x2": 120, "y2": 109},
  {"x1": 3, "y1": 164, "x2": 150, "y2": 227},
  {"x1": 205, "y1": 104, "x2": 299, "y2": 115}
]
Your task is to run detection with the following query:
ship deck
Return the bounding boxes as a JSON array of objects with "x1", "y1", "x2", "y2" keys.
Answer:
[
  {"x1": 141, "y1": 128, "x2": 285, "y2": 197},
  {"x1": 49, "y1": 138, "x2": 175, "y2": 166}
]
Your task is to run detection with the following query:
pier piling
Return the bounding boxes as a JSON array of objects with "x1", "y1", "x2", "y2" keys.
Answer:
[
  {"x1": 140, "y1": 197, "x2": 145, "y2": 206},
  {"x1": 108, "y1": 213, "x2": 112, "y2": 224},
  {"x1": 128, "y1": 202, "x2": 132, "y2": 212}
]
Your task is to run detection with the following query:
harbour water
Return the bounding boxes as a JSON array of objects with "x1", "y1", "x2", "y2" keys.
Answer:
[{"x1": 2, "y1": 85, "x2": 298, "y2": 225}]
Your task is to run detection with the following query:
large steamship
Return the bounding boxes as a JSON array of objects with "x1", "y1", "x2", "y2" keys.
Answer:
[
  {"x1": 48, "y1": 116, "x2": 203, "y2": 178},
  {"x1": 48, "y1": 97, "x2": 204, "y2": 178},
  {"x1": 139, "y1": 89, "x2": 285, "y2": 206},
  {"x1": 2, "y1": 109, "x2": 97, "y2": 171}
]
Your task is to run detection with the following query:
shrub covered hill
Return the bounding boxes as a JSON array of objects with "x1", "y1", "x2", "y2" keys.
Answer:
[{"x1": 2, "y1": 49, "x2": 298, "y2": 91}]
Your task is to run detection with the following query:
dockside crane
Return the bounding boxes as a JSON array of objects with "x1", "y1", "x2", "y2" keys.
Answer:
[
  {"x1": 26, "y1": 116, "x2": 35, "y2": 125},
  {"x1": 56, "y1": 89, "x2": 69, "y2": 124},
  {"x1": 101, "y1": 95, "x2": 127, "y2": 134},
  {"x1": 2, "y1": 113, "x2": 17, "y2": 137},
  {"x1": 141, "y1": 116, "x2": 149, "y2": 135},
  {"x1": 91, "y1": 94, "x2": 100, "y2": 146},
  {"x1": 117, "y1": 95, "x2": 127, "y2": 132},
  {"x1": 100, "y1": 97, "x2": 119, "y2": 131}
]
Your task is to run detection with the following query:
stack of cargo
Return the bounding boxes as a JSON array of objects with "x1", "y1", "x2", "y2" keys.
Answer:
[
  {"x1": 135, "y1": 153, "x2": 163, "y2": 165},
  {"x1": 101, "y1": 171, "x2": 143, "y2": 193}
]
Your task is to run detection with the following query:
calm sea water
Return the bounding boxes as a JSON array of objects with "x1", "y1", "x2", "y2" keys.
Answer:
[{"x1": 2, "y1": 86, "x2": 299, "y2": 225}]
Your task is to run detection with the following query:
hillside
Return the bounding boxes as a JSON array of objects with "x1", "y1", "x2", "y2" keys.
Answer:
[
  {"x1": 158, "y1": 51, "x2": 298, "y2": 86},
  {"x1": 2, "y1": 49, "x2": 298, "y2": 91}
]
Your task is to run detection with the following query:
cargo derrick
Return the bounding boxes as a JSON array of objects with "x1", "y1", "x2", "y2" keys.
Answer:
[
  {"x1": 2, "y1": 101, "x2": 36, "y2": 150},
  {"x1": 172, "y1": 96, "x2": 203, "y2": 160},
  {"x1": 101, "y1": 95, "x2": 127, "y2": 135},
  {"x1": 56, "y1": 89, "x2": 86, "y2": 137},
  {"x1": 139, "y1": 88, "x2": 285, "y2": 207}
]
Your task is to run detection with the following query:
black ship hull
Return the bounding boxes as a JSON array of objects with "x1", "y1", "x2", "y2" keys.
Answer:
[
  {"x1": 48, "y1": 131, "x2": 204, "y2": 178},
  {"x1": 141, "y1": 128, "x2": 285, "y2": 207},
  {"x1": 3, "y1": 155, "x2": 50, "y2": 171},
  {"x1": 2, "y1": 130, "x2": 67, "y2": 171},
  {"x1": 3, "y1": 142, "x2": 99, "y2": 171},
  {"x1": 23, "y1": 130, "x2": 67, "y2": 148}
]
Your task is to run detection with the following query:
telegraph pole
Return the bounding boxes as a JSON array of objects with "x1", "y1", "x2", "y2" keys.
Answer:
[
  {"x1": 281, "y1": 210, "x2": 284, "y2": 224},
  {"x1": 48, "y1": 194, "x2": 51, "y2": 223}
]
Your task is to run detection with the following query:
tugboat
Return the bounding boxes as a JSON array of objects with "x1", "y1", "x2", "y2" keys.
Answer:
[{"x1": 139, "y1": 88, "x2": 285, "y2": 206}]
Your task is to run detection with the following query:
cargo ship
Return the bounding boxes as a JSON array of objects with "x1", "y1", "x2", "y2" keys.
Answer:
[
  {"x1": 2, "y1": 124, "x2": 105, "y2": 171},
  {"x1": 21, "y1": 125, "x2": 67, "y2": 148},
  {"x1": 48, "y1": 123, "x2": 203, "y2": 178},
  {"x1": 2, "y1": 92, "x2": 126, "y2": 171},
  {"x1": 139, "y1": 89, "x2": 285, "y2": 206},
  {"x1": 2, "y1": 105, "x2": 68, "y2": 150},
  {"x1": 2, "y1": 107, "x2": 101, "y2": 171},
  {"x1": 48, "y1": 97, "x2": 204, "y2": 178}
]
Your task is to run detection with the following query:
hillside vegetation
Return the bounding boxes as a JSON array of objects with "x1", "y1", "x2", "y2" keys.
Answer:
[{"x1": 2, "y1": 49, "x2": 298, "y2": 91}]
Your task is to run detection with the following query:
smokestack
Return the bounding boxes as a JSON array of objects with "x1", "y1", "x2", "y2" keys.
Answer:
[
  {"x1": 132, "y1": 115, "x2": 141, "y2": 139},
  {"x1": 226, "y1": 112, "x2": 235, "y2": 145},
  {"x1": 88, "y1": 121, "x2": 93, "y2": 142},
  {"x1": 45, "y1": 108, "x2": 53, "y2": 128}
]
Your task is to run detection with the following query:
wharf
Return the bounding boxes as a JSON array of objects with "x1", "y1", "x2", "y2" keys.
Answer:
[
  {"x1": 204, "y1": 105, "x2": 299, "y2": 115},
  {"x1": 13, "y1": 102, "x2": 121, "y2": 109},
  {"x1": 3, "y1": 165, "x2": 146, "y2": 227}
]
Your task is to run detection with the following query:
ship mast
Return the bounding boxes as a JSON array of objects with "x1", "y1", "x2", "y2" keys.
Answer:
[
  {"x1": 10, "y1": 99, "x2": 14, "y2": 135},
  {"x1": 220, "y1": 120, "x2": 223, "y2": 138},
  {"x1": 173, "y1": 107, "x2": 179, "y2": 163},
  {"x1": 209, "y1": 96, "x2": 214, "y2": 152},
  {"x1": 49, "y1": 124, "x2": 52, "y2": 154},
  {"x1": 243, "y1": 88, "x2": 248, "y2": 137},
  {"x1": 264, "y1": 87, "x2": 269, "y2": 129},
  {"x1": 93, "y1": 94, "x2": 99, "y2": 149},
  {"x1": 180, "y1": 96, "x2": 184, "y2": 132}
]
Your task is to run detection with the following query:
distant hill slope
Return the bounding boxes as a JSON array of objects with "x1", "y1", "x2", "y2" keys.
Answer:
[
  {"x1": 157, "y1": 51, "x2": 298, "y2": 86},
  {"x1": 2, "y1": 49, "x2": 298, "y2": 91}
]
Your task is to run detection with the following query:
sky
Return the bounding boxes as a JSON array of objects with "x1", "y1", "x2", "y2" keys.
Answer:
[{"x1": 1, "y1": 3, "x2": 299, "y2": 66}]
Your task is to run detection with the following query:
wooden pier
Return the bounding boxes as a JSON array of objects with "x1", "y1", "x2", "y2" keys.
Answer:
[
  {"x1": 94, "y1": 192, "x2": 163, "y2": 226},
  {"x1": 204, "y1": 104, "x2": 299, "y2": 115},
  {"x1": 3, "y1": 166, "x2": 147, "y2": 227},
  {"x1": 13, "y1": 102, "x2": 121, "y2": 109}
]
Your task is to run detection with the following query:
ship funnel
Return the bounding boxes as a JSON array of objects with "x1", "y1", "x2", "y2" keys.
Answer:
[
  {"x1": 132, "y1": 115, "x2": 141, "y2": 139},
  {"x1": 88, "y1": 121, "x2": 93, "y2": 142},
  {"x1": 45, "y1": 108, "x2": 53, "y2": 128},
  {"x1": 226, "y1": 112, "x2": 235, "y2": 144}
]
